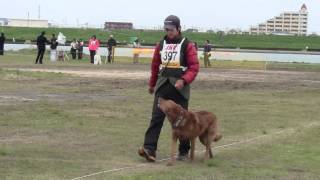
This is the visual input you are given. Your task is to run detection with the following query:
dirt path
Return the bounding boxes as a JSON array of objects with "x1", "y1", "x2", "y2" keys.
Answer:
[{"x1": 5, "y1": 67, "x2": 320, "y2": 85}]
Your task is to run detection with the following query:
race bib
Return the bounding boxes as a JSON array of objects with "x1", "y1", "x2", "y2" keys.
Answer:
[{"x1": 160, "y1": 38, "x2": 185, "y2": 68}]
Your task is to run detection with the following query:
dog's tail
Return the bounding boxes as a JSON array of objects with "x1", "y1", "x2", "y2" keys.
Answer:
[{"x1": 214, "y1": 134, "x2": 222, "y2": 142}]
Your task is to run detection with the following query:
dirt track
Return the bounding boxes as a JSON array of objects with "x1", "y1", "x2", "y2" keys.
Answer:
[
  {"x1": 5, "y1": 66, "x2": 320, "y2": 83},
  {"x1": 3, "y1": 66, "x2": 320, "y2": 91}
]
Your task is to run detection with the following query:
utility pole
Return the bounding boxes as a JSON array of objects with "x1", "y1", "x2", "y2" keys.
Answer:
[
  {"x1": 27, "y1": 12, "x2": 30, "y2": 27},
  {"x1": 38, "y1": 5, "x2": 41, "y2": 19}
]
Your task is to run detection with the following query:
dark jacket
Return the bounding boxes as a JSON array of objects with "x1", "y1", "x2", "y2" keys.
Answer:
[
  {"x1": 150, "y1": 35, "x2": 199, "y2": 99},
  {"x1": 0, "y1": 35, "x2": 5, "y2": 48},
  {"x1": 107, "y1": 38, "x2": 117, "y2": 49},
  {"x1": 37, "y1": 35, "x2": 49, "y2": 50},
  {"x1": 203, "y1": 44, "x2": 212, "y2": 53},
  {"x1": 50, "y1": 37, "x2": 58, "y2": 50}
]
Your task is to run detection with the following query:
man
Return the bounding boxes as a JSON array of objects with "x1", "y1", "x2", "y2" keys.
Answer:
[
  {"x1": 35, "y1": 31, "x2": 50, "y2": 64},
  {"x1": 70, "y1": 39, "x2": 78, "y2": 60},
  {"x1": 107, "y1": 35, "x2": 117, "y2": 63},
  {"x1": 203, "y1": 40, "x2": 212, "y2": 68},
  {"x1": 0, "y1": 33, "x2": 5, "y2": 56},
  {"x1": 50, "y1": 34, "x2": 58, "y2": 61},
  {"x1": 77, "y1": 39, "x2": 84, "y2": 60},
  {"x1": 139, "y1": 15, "x2": 199, "y2": 162}
]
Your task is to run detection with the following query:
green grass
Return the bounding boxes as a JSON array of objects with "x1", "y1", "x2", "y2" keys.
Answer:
[
  {"x1": 0, "y1": 55, "x2": 320, "y2": 180},
  {"x1": 2, "y1": 26, "x2": 320, "y2": 50}
]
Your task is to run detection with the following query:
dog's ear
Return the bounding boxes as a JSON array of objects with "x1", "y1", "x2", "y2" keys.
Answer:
[
  {"x1": 158, "y1": 97, "x2": 164, "y2": 102},
  {"x1": 195, "y1": 116, "x2": 200, "y2": 124},
  {"x1": 158, "y1": 97, "x2": 164, "y2": 106}
]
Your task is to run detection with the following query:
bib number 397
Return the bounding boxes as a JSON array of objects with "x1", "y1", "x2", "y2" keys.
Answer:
[{"x1": 163, "y1": 51, "x2": 178, "y2": 61}]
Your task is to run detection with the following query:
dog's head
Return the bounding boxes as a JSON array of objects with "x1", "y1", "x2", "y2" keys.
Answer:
[{"x1": 158, "y1": 97, "x2": 185, "y2": 125}]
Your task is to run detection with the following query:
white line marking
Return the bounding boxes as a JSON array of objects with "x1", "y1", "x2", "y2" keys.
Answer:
[{"x1": 70, "y1": 123, "x2": 320, "y2": 180}]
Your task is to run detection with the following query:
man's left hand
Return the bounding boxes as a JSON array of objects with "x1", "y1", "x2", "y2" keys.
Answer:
[{"x1": 175, "y1": 79, "x2": 185, "y2": 90}]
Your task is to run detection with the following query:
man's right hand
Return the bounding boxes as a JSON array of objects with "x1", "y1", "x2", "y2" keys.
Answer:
[{"x1": 148, "y1": 87, "x2": 155, "y2": 95}]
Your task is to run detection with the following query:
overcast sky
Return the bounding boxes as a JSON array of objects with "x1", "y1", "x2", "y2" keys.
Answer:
[{"x1": 2, "y1": 0, "x2": 319, "y2": 33}]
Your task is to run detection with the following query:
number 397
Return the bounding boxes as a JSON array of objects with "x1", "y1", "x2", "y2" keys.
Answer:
[{"x1": 163, "y1": 51, "x2": 178, "y2": 61}]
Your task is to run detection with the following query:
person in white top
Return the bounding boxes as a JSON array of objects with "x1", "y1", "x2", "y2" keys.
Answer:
[{"x1": 70, "y1": 39, "x2": 78, "y2": 60}]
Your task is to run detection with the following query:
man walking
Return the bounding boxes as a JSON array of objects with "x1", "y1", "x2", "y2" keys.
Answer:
[
  {"x1": 139, "y1": 15, "x2": 199, "y2": 162},
  {"x1": 107, "y1": 35, "x2": 117, "y2": 63},
  {"x1": 35, "y1": 31, "x2": 50, "y2": 64}
]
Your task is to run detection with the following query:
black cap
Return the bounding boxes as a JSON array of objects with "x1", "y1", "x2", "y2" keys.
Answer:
[{"x1": 164, "y1": 15, "x2": 180, "y2": 30}]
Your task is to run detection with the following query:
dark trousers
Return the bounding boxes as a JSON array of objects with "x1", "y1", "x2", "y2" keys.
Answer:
[
  {"x1": 35, "y1": 48, "x2": 45, "y2": 64},
  {"x1": 71, "y1": 49, "x2": 77, "y2": 59},
  {"x1": 0, "y1": 45, "x2": 4, "y2": 55},
  {"x1": 107, "y1": 47, "x2": 113, "y2": 63},
  {"x1": 144, "y1": 82, "x2": 190, "y2": 154},
  {"x1": 78, "y1": 51, "x2": 83, "y2": 60},
  {"x1": 90, "y1": 50, "x2": 96, "y2": 64}
]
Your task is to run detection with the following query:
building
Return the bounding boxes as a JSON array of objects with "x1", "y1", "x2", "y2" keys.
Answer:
[
  {"x1": 185, "y1": 28, "x2": 199, "y2": 33},
  {"x1": 0, "y1": 18, "x2": 48, "y2": 28},
  {"x1": 104, "y1": 22, "x2": 133, "y2": 30},
  {"x1": 250, "y1": 4, "x2": 308, "y2": 36},
  {"x1": 0, "y1": 18, "x2": 9, "y2": 26}
]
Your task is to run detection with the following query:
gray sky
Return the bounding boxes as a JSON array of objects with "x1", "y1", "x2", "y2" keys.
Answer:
[{"x1": 2, "y1": 0, "x2": 319, "y2": 33}]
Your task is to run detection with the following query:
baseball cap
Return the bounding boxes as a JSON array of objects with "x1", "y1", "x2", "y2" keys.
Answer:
[{"x1": 164, "y1": 15, "x2": 181, "y2": 30}]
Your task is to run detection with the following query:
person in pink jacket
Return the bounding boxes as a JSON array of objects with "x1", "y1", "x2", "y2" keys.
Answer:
[{"x1": 88, "y1": 35, "x2": 100, "y2": 64}]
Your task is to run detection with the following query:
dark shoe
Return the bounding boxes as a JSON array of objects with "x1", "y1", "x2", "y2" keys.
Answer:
[
  {"x1": 138, "y1": 147, "x2": 156, "y2": 162},
  {"x1": 176, "y1": 153, "x2": 189, "y2": 161}
]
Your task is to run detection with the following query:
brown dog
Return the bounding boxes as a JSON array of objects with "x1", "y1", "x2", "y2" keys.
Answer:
[{"x1": 158, "y1": 97, "x2": 222, "y2": 166}]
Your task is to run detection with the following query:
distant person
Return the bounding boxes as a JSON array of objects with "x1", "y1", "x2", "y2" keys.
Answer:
[
  {"x1": 35, "y1": 31, "x2": 50, "y2": 64},
  {"x1": 193, "y1": 42, "x2": 198, "y2": 51},
  {"x1": 88, "y1": 35, "x2": 100, "y2": 64},
  {"x1": 50, "y1": 34, "x2": 58, "y2": 61},
  {"x1": 203, "y1": 40, "x2": 212, "y2": 68},
  {"x1": 107, "y1": 35, "x2": 117, "y2": 63},
  {"x1": 133, "y1": 38, "x2": 141, "y2": 64},
  {"x1": 0, "y1": 33, "x2": 5, "y2": 55},
  {"x1": 77, "y1": 39, "x2": 84, "y2": 60},
  {"x1": 70, "y1": 39, "x2": 78, "y2": 60},
  {"x1": 56, "y1": 32, "x2": 67, "y2": 61}
]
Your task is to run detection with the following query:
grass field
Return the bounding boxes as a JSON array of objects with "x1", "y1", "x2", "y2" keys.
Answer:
[
  {"x1": 2, "y1": 26, "x2": 320, "y2": 50},
  {"x1": 1, "y1": 54, "x2": 320, "y2": 180}
]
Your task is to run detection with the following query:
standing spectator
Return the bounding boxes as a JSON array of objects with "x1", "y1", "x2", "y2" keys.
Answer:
[
  {"x1": 133, "y1": 38, "x2": 141, "y2": 64},
  {"x1": 0, "y1": 33, "x2": 5, "y2": 56},
  {"x1": 56, "y1": 32, "x2": 67, "y2": 61},
  {"x1": 35, "y1": 31, "x2": 50, "y2": 64},
  {"x1": 88, "y1": 35, "x2": 100, "y2": 64},
  {"x1": 193, "y1": 42, "x2": 198, "y2": 51},
  {"x1": 70, "y1": 39, "x2": 78, "y2": 60},
  {"x1": 107, "y1": 35, "x2": 117, "y2": 63},
  {"x1": 77, "y1": 39, "x2": 84, "y2": 60},
  {"x1": 50, "y1": 34, "x2": 58, "y2": 61},
  {"x1": 203, "y1": 40, "x2": 212, "y2": 68}
]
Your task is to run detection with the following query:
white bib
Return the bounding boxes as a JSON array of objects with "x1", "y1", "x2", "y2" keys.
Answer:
[{"x1": 160, "y1": 38, "x2": 186, "y2": 70}]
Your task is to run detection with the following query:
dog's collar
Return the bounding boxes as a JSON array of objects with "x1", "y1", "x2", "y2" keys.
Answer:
[{"x1": 173, "y1": 111, "x2": 186, "y2": 128}]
